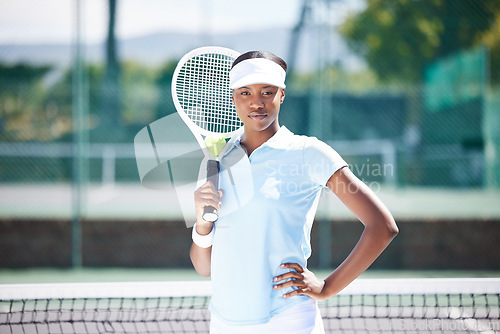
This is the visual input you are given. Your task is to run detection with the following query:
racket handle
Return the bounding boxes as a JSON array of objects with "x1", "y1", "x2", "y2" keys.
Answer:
[{"x1": 203, "y1": 160, "x2": 220, "y2": 223}]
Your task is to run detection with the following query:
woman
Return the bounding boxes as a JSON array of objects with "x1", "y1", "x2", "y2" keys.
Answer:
[{"x1": 190, "y1": 50, "x2": 398, "y2": 333}]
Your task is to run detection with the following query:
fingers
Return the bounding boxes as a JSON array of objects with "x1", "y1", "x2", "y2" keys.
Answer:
[
  {"x1": 273, "y1": 276, "x2": 311, "y2": 299},
  {"x1": 280, "y1": 262, "x2": 304, "y2": 273},
  {"x1": 282, "y1": 288, "x2": 312, "y2": 299},
  {"x1": 273, "y1": 263, "x2": 317, "y2": 299},
  {"x1": 194, "y1": 181, "x2": 224, "y2": 222},
  {"x1": 273, "y1": 270, "x2": 303, "y2": 284},
  {"x1": 273, "y1": 278, "x2": 305, "y2": 290},
  {"x1": 273, "y1": 263, "x2": 305, "y2": 297},
  {"x1": 195, "y1": 182, "x2": 223, "y2": 208},
  {"x1": 198, "y1": 180, "x2": 221, "y2": 193},
  {"x1": 273, "y1": 263, "x2": 304, "y2": 283},
  {"x1": 273, "y1": 263, "x2": 326, "y2": 300}
]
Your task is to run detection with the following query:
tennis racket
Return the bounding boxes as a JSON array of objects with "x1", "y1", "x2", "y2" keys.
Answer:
[{"x1": 171, "y1": 46, "x2": 242, "y2": 223}]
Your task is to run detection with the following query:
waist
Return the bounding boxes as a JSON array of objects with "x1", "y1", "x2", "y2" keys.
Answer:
[{"x1": 210, "y1": 298, "x2": 318, "y2": 332}]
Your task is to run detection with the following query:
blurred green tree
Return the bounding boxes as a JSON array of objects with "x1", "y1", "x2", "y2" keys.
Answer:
[
  {"x1": 340, "y1": 0, "x2": 500, "y2": 83},
  {"x1": 121, "y1": 61, "x2": 160, "y2": 125},
  {"x1": 0, "y1": 64, "x2": 51, "y2": 141},
  {"x1": 478, "y1": 10, "x2": 500, "y2": 84},
  {"x1": 45, "y1": 64, "x2": 105, "y2": 142},
  {"x1": 154, "y1": 60, "x2": 177, "y2": 119}
]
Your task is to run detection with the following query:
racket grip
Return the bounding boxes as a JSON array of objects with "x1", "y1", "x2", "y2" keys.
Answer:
[{"x1": 203, "y1": 160, "x2": 220, "y2": 222}]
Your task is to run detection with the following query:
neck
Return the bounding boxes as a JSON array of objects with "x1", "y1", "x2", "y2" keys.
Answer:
[{"x1": 241, "y1": 123, "x2": 280, "y2": 156}]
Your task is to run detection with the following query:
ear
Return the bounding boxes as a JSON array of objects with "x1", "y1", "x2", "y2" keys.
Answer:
[{"x1": 280, "y1": 89, "x2": 285, "y2": 104}]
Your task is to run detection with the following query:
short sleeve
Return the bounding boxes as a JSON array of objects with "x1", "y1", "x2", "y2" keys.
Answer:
[{"x1": 304, "y1": 137, "x2": 348, "y2": 186}]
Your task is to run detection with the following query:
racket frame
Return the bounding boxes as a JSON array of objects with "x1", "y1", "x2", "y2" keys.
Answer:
[{"x1": 171, "y1": 46, "x2": 242, "y2": 223}]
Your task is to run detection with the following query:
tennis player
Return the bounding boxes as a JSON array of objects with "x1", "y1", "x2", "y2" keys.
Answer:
[{"x1": 190, "y1": 50, "x2": 398, "y2": 333}]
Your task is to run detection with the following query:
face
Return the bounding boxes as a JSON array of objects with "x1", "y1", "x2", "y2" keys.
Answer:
[{"x1": 232, "y1": 84, "x2": 285, "y2": 133}]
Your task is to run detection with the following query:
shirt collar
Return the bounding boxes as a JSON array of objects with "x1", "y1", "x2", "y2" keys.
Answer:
[
  {"x1": 218, "y1": 127, "x2": 244, "y2": 159},
  {"x1": 229, "y1": 125, "x2": 293, "y2": 152},
  {"x1": 262, "y1": 125, "x2": 293, "y2": 149}
]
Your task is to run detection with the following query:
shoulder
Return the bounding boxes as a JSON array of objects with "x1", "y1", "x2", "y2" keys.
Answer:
[
  {"x1": 274, "y1": 127, "x2": 316, "y2": 150},
  {"x1": 301, "y1": 136, "x2": 348, "y2": 185},
  {"x1": 278, "y1": 127, "x2": 331, "y2": 149},
  {"x1": 272, "y1": 127, "x2": 344, "y2": 164},
  {"x1": 301, "y1": 135, "x2": 342, "y2": 160},
  {"x1": 303, "y1": 135, "x2": 331, "y2": 150},
  {"x1": 266, "y1": 127, "x2": 306, "y2": 152}
]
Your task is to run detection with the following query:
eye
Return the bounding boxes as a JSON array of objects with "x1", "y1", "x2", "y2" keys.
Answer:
[{"x1": 239, "y1": 91, "x2": 250, "y2": 96}]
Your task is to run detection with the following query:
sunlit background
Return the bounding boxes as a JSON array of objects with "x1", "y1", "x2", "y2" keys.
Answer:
[{"x1": 1, "y1": 0, "x2": 500, "y2": 281}]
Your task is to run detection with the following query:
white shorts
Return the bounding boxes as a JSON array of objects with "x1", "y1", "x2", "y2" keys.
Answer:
[{"x1": 209, "y1": 299, "x2": 325, "y2": 334}]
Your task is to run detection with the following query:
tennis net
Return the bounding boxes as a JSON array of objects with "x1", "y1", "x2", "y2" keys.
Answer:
[{"x1": 1, "y1": 278, "x2": 499, "y2": 333}]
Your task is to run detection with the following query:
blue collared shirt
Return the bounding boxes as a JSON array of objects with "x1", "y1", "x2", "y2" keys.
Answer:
[{"x1": 208, "y1": 126, "x2": 348, "y2": 326}]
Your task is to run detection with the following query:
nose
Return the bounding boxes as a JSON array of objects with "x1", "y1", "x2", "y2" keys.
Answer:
[{"x1": 249, "y1": 95, "x2": 264, "y2": 109}]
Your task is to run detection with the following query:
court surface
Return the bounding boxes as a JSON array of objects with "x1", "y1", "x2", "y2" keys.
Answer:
[{"x1": 1, "y1": 273, "x2": 499, "y2": 334}]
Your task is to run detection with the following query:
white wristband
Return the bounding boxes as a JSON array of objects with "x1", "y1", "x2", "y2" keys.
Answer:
[{"x1": 192, "y1": 223, "x2": 214, "y2": 248}]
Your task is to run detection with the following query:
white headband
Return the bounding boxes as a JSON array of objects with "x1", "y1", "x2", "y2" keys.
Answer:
[{"x1": 229, "y1": 58, "x2": 286, "y2": 89}]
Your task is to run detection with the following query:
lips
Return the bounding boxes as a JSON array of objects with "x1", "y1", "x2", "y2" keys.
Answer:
[{"x1": 249, "y1": 112, "x2": 267, "y2": 121}]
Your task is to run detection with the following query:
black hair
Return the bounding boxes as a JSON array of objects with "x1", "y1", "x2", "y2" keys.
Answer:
[{"x1": 231, "y1": 51, "x2": 287, "y2": 72}]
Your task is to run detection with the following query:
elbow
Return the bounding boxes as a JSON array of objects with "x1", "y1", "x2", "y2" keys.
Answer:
[
  {"x1": 388, "y1": 225, "x2": 399, "y2": 239},
  {"x1": 368, "y1": 215, "x2": 398, "y2": 241},
  {"x1": 191, "y1": 262, "x2": 211, "y2": 278},
  {"x1": 198, "y1": 270, "x2": 211, "y2": 278},
  {"x1": 385, "y1": 218, "x2": 399, "y2": 239},
  {"x1": 190, "y1": 252, "x2": 211, "y2": 277},
  {"x1": 194, "y1": 265, "x2": 211, "y2": 277}
]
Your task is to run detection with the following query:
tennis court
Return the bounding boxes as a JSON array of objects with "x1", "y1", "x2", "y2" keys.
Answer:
[
  {"x1": 2, "y1": 277, "x2": 499, "y2": 334},
  {"x1": 2, "y1": 182, "x2": 499, "y2": 333},
  {"x1": 2, "y1": 0, "x2": 500, "y2": 333}
]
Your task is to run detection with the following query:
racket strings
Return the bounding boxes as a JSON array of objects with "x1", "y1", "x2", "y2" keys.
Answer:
[{"x1": 176, "y1": 52, "x2": 242, "y2": 136}]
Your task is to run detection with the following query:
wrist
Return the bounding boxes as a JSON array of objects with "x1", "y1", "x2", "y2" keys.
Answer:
[
  {"x1": 195, "y1": 221, "x2": 214, "y2": 235},
  {"x1": 192, "y1": 222, "x2": 214, "y2": 248}
]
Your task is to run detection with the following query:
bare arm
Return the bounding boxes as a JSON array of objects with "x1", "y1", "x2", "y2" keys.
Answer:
[
  {"x1": 190, "y1": 225, "x2": 213, "y2": 277},
  {"x1": 321, "y1": 166, "x2": 398, "y2": 297},
  {"x1": 189, "y1": 182, "x2": 223, "y2": 277},
  {"x1": 273, "y1": 166, "x2": 398, "y2": 299}
]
